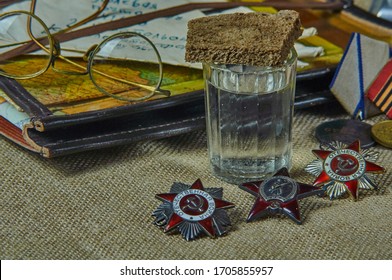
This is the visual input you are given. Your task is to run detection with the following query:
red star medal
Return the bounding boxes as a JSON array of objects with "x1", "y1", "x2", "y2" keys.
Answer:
[
  {"x1": 153, "y1": 179, "x2": 235, "y2": 241},
  {"x1": 239, "y1": 168, "x2": 323, "y2": 225},
  {"x1": 305, "y1": 140, "x2": 385, "y2": 200}
]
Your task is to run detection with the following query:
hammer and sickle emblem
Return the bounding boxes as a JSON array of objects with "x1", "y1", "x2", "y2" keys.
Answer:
[
  {"x1": 182, "y1": 195, "x2": 205, "y2": 212},
  {"x1": 270, "y1": 182, "x2": 284, "y2": 195},
  {"x1": 335, "y1": 156, "x2": 358, "y2": 174},
  {"x1": 269, "y1": 180, "x2": 291, "y2": 196}
]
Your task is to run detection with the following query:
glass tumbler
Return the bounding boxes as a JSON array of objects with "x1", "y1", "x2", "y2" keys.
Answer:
[{"x1": 203, "y1": 49, "x2": 297, "y2": 184}]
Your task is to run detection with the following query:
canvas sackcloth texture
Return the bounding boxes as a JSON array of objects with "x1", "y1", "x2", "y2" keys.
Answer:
[{"x1": 1, "y1": 104, "x2": 391, "y2": 260}]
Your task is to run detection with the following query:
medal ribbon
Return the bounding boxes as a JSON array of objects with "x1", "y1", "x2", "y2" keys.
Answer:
[
  {"x1": 367, "y1": 59, "x2": 392, "y2": 119},
  {"x1": 353, "y1": 34, "x2": 365, "y2": 120}
]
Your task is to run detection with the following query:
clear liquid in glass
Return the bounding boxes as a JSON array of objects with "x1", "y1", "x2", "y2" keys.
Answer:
[{"x1": 204, "y1": 59, "x2": 296, "y2": 184}]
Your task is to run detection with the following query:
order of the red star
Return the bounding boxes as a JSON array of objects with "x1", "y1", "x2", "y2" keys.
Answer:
[{"x1": 239, "y1": 168, "x2": 324, "y2": 224}]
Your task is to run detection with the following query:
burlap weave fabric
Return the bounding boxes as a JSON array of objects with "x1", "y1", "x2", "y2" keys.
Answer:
[{"x1": 1, "y1": 104, "x2": 391, "y2": 260}]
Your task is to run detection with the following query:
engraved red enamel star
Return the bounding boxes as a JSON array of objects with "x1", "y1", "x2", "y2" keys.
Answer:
[
  {"x1": 155, "y1": 179, "x2": 235, "y2": 238},
  {"x1": 310, "y1": 140, "x2": 385, "y2": 200},
  {"x1": 239, "y1": 168, "x2": 323, "y2": 224}
]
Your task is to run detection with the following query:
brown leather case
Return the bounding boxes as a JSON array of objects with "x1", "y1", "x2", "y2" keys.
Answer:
[
  {"x1": 0, "y1": 68, "x2": 335, "y2": 157},
  {"x1": 1, "y1": 0, "x2": 390, "y2": 157}
]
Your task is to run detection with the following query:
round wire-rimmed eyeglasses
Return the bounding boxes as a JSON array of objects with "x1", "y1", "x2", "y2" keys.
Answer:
[{"x1": 0, "y1": 0, "x2": 171, "y2": 102}]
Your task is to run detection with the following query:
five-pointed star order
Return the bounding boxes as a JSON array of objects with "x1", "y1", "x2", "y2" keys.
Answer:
[
  {"x1": 239, "y1": 168, "x2": 323, "y2": 224},
  {"x1": 155, "y1": 179, "x2": 234, "y2": 237},
  {"x1": 311, "y1": 140, "x2": 385, "y2": 200}
]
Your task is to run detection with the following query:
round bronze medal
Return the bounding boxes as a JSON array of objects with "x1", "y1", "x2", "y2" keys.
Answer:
[{"x1": 371, "y1": 120, "x2": 392, "y2": 148}]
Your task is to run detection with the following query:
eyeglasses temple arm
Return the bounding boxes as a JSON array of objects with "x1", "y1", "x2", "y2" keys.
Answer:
[
  {"x1": 88, "y1": 66, "x2": 170, "y2": 96},
  {"x1": 53, "y1": 51, "x2": 170, "y2": 97},
  {"x1": 29, "y1": 0, "x2": 109, "y2": 35}
]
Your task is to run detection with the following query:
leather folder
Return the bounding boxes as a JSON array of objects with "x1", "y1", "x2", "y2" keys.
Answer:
[
  {"x1": 1, "y1": 0, "x2": 390, "y2": 157},
  {"x1": 0, "y1": 69, "x2": 335, "y2": 157}
]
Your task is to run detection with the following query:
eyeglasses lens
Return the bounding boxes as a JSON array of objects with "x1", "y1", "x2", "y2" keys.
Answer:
[
  {"x1": 0, "y1": 12, "x2": 52, "y2": 78},
  {"x1": 89, "y1": 33, "x2": 163, "y2": 101}
]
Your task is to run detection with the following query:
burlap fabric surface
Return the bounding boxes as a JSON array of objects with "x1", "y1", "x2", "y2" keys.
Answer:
[{"x1": 1, "y1": 104, "x2": 391, "y2": 260}]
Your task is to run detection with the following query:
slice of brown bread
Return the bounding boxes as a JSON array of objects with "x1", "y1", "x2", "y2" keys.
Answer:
[{"x1": 185, "y1": 10, "x2": 301, "y2": 66}]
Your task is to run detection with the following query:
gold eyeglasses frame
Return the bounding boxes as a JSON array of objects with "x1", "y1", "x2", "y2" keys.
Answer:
[{"x1": 0, "y1": 0, "x2": 170, "y2": 102}]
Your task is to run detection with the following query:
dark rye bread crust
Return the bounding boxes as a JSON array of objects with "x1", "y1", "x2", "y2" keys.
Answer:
[{"x1": 185, "y1": 10, "x2": 302, "y2": 66}]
